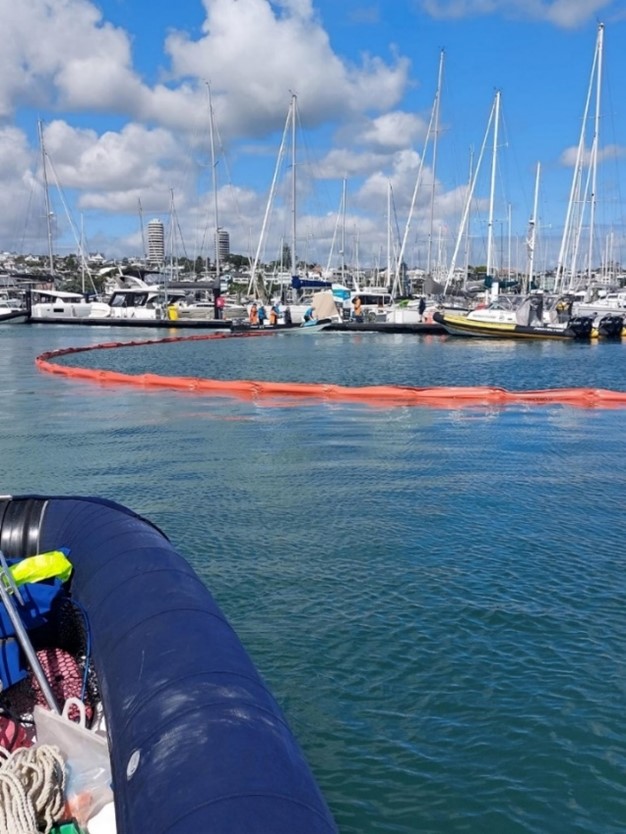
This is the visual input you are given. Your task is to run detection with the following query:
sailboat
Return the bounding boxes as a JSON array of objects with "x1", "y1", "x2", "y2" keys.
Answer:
[
  {"x1": 244, "y1": 95, "x2": 342, "y2": 329},
  {"x1": 434, "y1": 91, "x2": 593, "y2": 340},
  {"x1": 560, "y1": 23, "x2": 626, "y2": 338},
  {"x1": 555, "y1": 23, "x2": 604, "y2": 296},
  {"x1": 247, "y1": 94, "x2": 298, "y2": 305}
]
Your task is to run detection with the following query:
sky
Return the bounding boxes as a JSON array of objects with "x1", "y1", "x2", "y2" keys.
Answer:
[{"x1": 2, "y1": 0, "x2": 626, "y2": 275}]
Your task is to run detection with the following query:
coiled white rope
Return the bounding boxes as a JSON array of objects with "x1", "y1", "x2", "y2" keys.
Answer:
[{"x1": 0, "y1": 744, "x2": 66, "y2": 834}]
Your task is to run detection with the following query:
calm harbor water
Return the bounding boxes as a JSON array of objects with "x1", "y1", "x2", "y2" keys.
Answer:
[{"x1": 3, "y1": 323, "x2": 626, "y2": 834}]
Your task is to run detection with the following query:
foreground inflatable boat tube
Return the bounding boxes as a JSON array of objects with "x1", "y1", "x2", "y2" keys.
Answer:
[{"x1": 0, "y1": 495, "x2": 338, "y2": 834}]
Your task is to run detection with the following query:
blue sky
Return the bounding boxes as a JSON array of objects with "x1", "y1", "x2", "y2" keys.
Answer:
[{"x1": 2, "y1": 0, "x2": 626, "y2": 275}]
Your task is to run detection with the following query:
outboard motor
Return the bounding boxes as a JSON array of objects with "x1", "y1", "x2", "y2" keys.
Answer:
[
  {"x1": 567, "y1": 315, "x2": 595, "y2": 340},
  {"x1": 597, "y1": 314, "x2": 624, "y2": 340}
]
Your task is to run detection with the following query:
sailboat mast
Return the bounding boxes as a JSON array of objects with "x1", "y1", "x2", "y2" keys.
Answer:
[
  {"x1": 340, "y1": 177, "x2": 346, "y2": 285},
  {"x1": 444, "y1": 97, "x2": 495, "y2": 294},
  {"x1": 426, "y1": 49, "x2": 444, "y2": 279},
  {"x1": 394, "y1": 63, "x2": 440, "y2": 298},
  {"x1": 486, "y1": 89, "x2": 500, "y2": 291},
  {"x1": 462, "y1": 147, "x2": 474, "y2": 292},
  {"x1": 586, "y1": 22, "x2": 603, "y2": 283},
  {"x1": 555, "y1": 23, "x2": 601, "y2": 292},
  {"x1": 386, "y1": 181, "x2": 392, "y2": 288},
  {"x1": 138, "y1": 198, "x2": 146, "y2": 259},
  {"x1": 247, "y1": 102, "x2": 291, "y2": 297},
  {"x1": 290, "y1": 93, "x2": 297, "y2": 278},
  {"x1": 507, "y1": 203, "x2": 512, "y2": 285},
  {"x1": 167, "y1": 188, "x2": 175, "y2": 306},
  {"x1": 80, "y1": 213, "x2": 86, "y2": 295},
  {"x1": 325, "y1": 186, "x2": 343, "y2": 276},
  {"x1": 207, "y1": 83, "x2": 220, "y2": 282},
  {"x1": 38, "y1": 120, "x2": 54, "y2": 276},
  {"x1": 527, "y1": 161, "x2": 541, "y2": 293}
]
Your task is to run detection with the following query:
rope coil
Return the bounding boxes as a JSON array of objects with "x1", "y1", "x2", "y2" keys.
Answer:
[{"x1": 0, "y1": 744, "x2": 65, "y2": 833}]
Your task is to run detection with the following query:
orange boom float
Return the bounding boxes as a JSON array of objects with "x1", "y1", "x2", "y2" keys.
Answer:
[{"x1": 35, "y1": 332, "x2": 626, "y2": 410}]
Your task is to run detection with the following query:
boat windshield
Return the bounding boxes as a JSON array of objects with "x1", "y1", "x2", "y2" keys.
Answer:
[{"x1": 487, "y1": 295, "x2": 524, "y2": 311}]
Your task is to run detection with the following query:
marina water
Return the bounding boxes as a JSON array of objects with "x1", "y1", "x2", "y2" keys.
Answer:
[{"x1": 3, "y1": 323, "x2": 626, "y2": 834}]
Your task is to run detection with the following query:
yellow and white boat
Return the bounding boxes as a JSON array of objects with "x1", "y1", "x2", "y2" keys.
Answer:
[{"x1": 433, "y1": 294, "x2": 593, "y2": 341}]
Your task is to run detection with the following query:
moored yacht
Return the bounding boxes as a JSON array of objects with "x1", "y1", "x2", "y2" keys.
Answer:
[
  {"x1": 27, "y1": 281, "x2": 231, "y2": 329},
  {"x1": 28, "y1": 289, "x2": 94, "y2": 321}
]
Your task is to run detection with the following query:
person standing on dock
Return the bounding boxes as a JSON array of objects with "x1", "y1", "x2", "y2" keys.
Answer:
[
  {"x1": 418, "y1": 297, "x2": 426, "y2": 321},
  {"x1": 269, "y1": 302, "x2": 280, "y2": 326},
  {"x1": 249, "y1": 303, "x2": 259, "y2": 325},
  {"x1": 352, "y1": 297, "x2": 363, "y2": 322}
]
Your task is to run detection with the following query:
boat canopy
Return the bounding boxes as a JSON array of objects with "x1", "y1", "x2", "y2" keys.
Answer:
[
  {"x1": 291, "y1": 277, "x2": 332, "y2": 290},
  {"x1": 32, "y1": 290, "x2": 85, "y2": 300}
]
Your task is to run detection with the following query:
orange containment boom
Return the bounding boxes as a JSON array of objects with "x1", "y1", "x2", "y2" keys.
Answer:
[{"x1": 35, "y1": 332, "x2": 626, "y2": 410}]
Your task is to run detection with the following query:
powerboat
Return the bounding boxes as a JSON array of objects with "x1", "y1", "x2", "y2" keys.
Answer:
[{"x1": 433, "y1": 294, "x2": 594, "y2": 340}]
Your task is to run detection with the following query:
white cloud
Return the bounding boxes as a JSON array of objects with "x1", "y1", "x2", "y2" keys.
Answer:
[
  {"x1": 357, "y1": 112, "x2": 430, "y2": 151},
  {"x1": 0, "y1": 127, "x2": 32, "y2": 179},
  {"x1": 164, "y1": 0, "x2": 410, "y2": 137},
  {"x1": 419, "y1": 0, "x2": 615, "y2": 28},
  {"x1": 0, "y1": 0, "x2": 143, "y2": 116},
  {"x1": 559, "y1": 143, "x2": 626, "y2": 167},
  {"x1": 42, "y1": 122, "x2": 183, "y2": 193},
  {"x1": 314, "y1": 148, "x2": 390, "y2": 180}
]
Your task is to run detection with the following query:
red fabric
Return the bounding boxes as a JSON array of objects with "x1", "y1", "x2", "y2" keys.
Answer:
[{"x1": 0, "y1": 715, "x2": 31, "y2": 750}]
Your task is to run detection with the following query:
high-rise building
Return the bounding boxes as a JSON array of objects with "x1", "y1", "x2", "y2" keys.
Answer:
[
  {"x1": 147, "y1": 219, "x2": 165, "y2": 264},
  {"x1": 215, "y1": 228, "x2": 230, "y2": 269}
]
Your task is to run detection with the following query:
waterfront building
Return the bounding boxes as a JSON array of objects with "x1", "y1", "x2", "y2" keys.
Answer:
[
  {"x1": 148, "y1": 219, "x2": 165, "y2": 265},
  {"x1": 215, "y1": 228, "x2": 230, "y2": 271}
]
